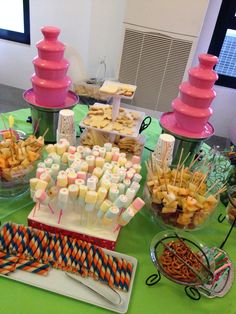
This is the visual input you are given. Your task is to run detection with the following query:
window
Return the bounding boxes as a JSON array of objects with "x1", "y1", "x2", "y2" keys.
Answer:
[
  {"x1": 208, "y1": 0, "x2": 236, "y2": 88},
  {"x1": 0, "y1": 0, "x2": 30, "y2": 45}
]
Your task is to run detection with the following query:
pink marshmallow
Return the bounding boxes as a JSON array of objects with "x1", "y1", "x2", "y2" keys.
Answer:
[
  {"x1": 36, "y1": 167, "x2": 45, "y2": 179},
  {"x1": 34, "y1": 189, "x2": 47, "y2": 203},
  {"x1": 67, "y1": 172, "x2": 77, "y2": 185},
  {"x1": 77, "y1": 171, "x2": 87, "y2": 180},
  {"x1": 68, "y1": 146, "x2": 76, "y2": 154},
  {"x1": 132, "y1": 197, "x2": 145, "y2": 213},
  {"x1": 131, "y1": 155, "x2": 140, "y2": 164},
  {"x1": 112, "y1": 152, "x2": 120, "y2": 162}
]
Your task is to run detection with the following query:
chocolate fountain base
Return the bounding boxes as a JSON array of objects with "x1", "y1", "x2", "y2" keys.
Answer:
[
  {"x1": 23, "y1": 89, "x2": 79, "y2": 142},
  {"x1": 160, "y1": 112, "x2": 214, "y2": 166}
]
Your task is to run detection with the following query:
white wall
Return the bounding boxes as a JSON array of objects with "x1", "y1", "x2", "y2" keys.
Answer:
[
  {"x1": 87, "y1": 0, "x2": 126, "y2": 80},
  {"x1": 192, "y1": 0, "x2": 236, "y2": 137},
  {"x1": 0, "y1": 0, "x2": 126, "y2": 90}
]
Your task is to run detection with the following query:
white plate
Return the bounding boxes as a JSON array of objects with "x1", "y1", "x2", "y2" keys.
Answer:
[
  {"x1": 1, "y1": 249, "x2": 137, "y2": 313},
  {"x1": 80, "y1": 104, "x2": 145, "y2": 138},
  {"x1": 100, "y1": 81, "x2": 137, "y2": 100}
]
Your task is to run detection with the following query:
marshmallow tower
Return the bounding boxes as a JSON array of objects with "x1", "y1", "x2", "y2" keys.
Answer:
[{"x1": 30, "y1": 140, "x2": 145, "y2": 229}]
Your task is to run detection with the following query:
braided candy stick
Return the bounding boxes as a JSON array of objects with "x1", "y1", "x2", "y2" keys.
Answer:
[
  {"x1": 125, "y1": 262, "x2": 133, "y2": 291},
  {"x1": 0, "y1": 259, "x2": 17, "y2": 269},
  {"x1": 9, "y1": 225, "x2": 30, "y2": 254},
  {"x1": 0, "y1": 267, "x2": 16, "y2": 275},
  {"x1": 63, "y1": 237, "x2": 74, "y2": 269},
  {"x1": 42, "y1": 234, "x2": 58, "y2": 263},
  {"x1": 51, "y1": 236, "x2": 63, "y2": 269},
  {"x1": 89, "y1": 247, "x2": 99, "y2": 279},
  {"x1": 8, "y1": 225, "x2": 22, "y2": 254},
  {"x1": 16, "y1": 259, "x2": 50, "y2": 276},
  {"x1": 71, "y1": 240, "x2": 89, "y2": 277},
  {"x1": 0, "y1": 252, "x2": 19, "y2": 263},
  {"x1": 32, "y1": 230, "x2": 50, "y2": 261},
  {"x1": 98, "y1": 248, "x2": 109, "y2": 284},
  {"x1": 0, "y1": 223, "x2": 17, "y2": 252},
  {"x1": 121, "y1": 259, "x2": 128, "y2": 291},
  {"x1": 107, "y1": 255, "x2": 115, "y2": 288},
  {"x1": 56, "y1": 235, "x2": 70, "y2": 269}
]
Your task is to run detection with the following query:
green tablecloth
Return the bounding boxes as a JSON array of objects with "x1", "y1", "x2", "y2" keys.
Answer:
[{"x1": 0, "y1": 105, "x2": 235, "y2": 314}]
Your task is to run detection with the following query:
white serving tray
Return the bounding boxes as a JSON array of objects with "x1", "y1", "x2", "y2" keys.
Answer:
[
  {"x1": 0, "y1": 248, "x2": 137, "y2": 313},
  {"x1": 80, "y1": 104, "x2": 145, "y2": 138},
  {"x1": 100, "y1": 81, "x2": 137, "y2": 100}
]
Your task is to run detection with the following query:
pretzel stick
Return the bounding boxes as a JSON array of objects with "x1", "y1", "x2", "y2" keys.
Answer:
[
  {"x1": 174, "y1": 234, "x2": 214, "y2": 279},
  {"x1": 160, "y1": 241, "x2": 204, "y2": 284}
]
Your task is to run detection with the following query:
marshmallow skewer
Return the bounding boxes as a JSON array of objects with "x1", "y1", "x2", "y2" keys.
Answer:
[
  {"x1": 57, "y1": 188, "x2": 69, "y2": 224},
  {"x1": 32, "y1": 141, "x2": 144, "y2": 230},
  {"x1": 78, "y1": 185, "x2": 88, "y2": 224},
  {"x1": 84, "y1": 191, "x2": 97, "y2": 226},
  {"x1": 34, "y1": 189, "x2": 55, "y2": 215},
  {"x1": 114, "y1": 197, "x2": 145, "y2": 232}
]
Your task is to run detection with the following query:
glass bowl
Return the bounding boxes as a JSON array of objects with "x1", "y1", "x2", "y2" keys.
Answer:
[
  {"x1": 0, "y1": 132, "x2": 44, "y2": 198},
  {"x1": 144, "y1": 166, "x2": 219, "y2": 231},
  {"x1": 0, "y1": 166, "x2": 36, "y2": 198},
  {"x1": 150, "y1": 230, "x2": 215, "y2": 287}
]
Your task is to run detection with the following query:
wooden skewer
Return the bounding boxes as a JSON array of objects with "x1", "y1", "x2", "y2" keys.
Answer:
[
  {"x1": 173, "y1": 147, "x2": 184, "y2": 185},
  {"x1": 162, "y1": 143, "x2": 169, "y2": 192},
  {"x1": 188, "y1": 153, "x2": 203, "y2": 170},
  {"x1": 195, "y1": 170, "x2": 210, "y2": 194},
  {"x1": 213, "y1": 184, "x2": 227, "y2": 197},
  {"x1": 179, "y1": 152, "x2": 191, "y2": 169},
  {"x1": 42, "y1": 128, "x2": 49, "y2": 138},
  {"x1": 179, "y1": 166, "x2": 184, "y2": 188},
  {"x1": 33, "y1": 118, "x2": 41, "y2": 135},
  {"x1": 204, "y1": 180, "x2": 221, "y2": 196}
]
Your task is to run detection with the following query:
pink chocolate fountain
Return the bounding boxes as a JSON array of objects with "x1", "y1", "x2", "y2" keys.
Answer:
[
  {"x1": 23, "y1": 26, "x2": 78, "y2": 142},
  {"x1": 160, "y1": 53, "x2": 218, "y2": 164}
]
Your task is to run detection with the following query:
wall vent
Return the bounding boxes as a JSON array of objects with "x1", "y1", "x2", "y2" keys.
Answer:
[{"x1": 119, "y1": 28, "x2": 193, "y2": 111}]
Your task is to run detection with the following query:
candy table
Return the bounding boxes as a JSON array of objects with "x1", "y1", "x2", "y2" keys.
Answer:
[{"x1": 0, "y1": 105, "x2": 235, "y2": 314}]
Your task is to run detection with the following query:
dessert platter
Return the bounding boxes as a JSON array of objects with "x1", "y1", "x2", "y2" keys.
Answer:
[{"x1": 0, "y1": 21, "x2": 235, "y2": 312}]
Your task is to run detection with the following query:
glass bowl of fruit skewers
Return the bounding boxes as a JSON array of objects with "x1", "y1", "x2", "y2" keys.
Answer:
[
  {"x1": 0, "y1": 130, "x2": 45, "y2": 198},
  {"x1": 144, "y1": 158, "x2": 225, "y2": 231}
]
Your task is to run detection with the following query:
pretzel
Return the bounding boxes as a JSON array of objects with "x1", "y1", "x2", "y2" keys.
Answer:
[{"x1": 159, "y1": 240, "x2": 203, "y2": 283}]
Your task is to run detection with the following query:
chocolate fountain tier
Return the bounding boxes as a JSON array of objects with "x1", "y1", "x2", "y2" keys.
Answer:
[
  {"x1": 33, "y1": 57, "x2": 69, "y2": 80},
  {"x1": 160, "y1": 112, "x2": 214, "y2": 139},
  {"x1": 23, "y1": 89, "x2": 79, "y2": 143},
  {"x1": 36, "y1": 26, "x2": 65, "y2": 61},
  {"x1": 171, "y1": 53, "x2": 218, "y2": 133}
]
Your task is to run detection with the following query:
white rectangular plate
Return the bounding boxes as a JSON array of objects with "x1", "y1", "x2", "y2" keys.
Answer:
[
  {"x1": 100, "y1": 80, "x2": 137, "y2": 100},
  {"x1": 0, "y1": 249, "x2": 137, "y2": 313},
  {"x1": 80, "y1": 104, "x2": 145, "y2": 138}
]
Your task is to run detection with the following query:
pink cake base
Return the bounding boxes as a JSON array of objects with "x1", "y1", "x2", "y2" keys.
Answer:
[
  {"x1": 23, "y1": 88, "x2": 78, "y2": 109},
  {"x1": 160, "y1": 112, "x2": 214, "y2": 139}
]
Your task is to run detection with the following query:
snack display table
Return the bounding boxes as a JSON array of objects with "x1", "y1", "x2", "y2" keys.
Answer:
[{"x1": 0, "y1": 105, "x2": 235, "y2": 314}]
